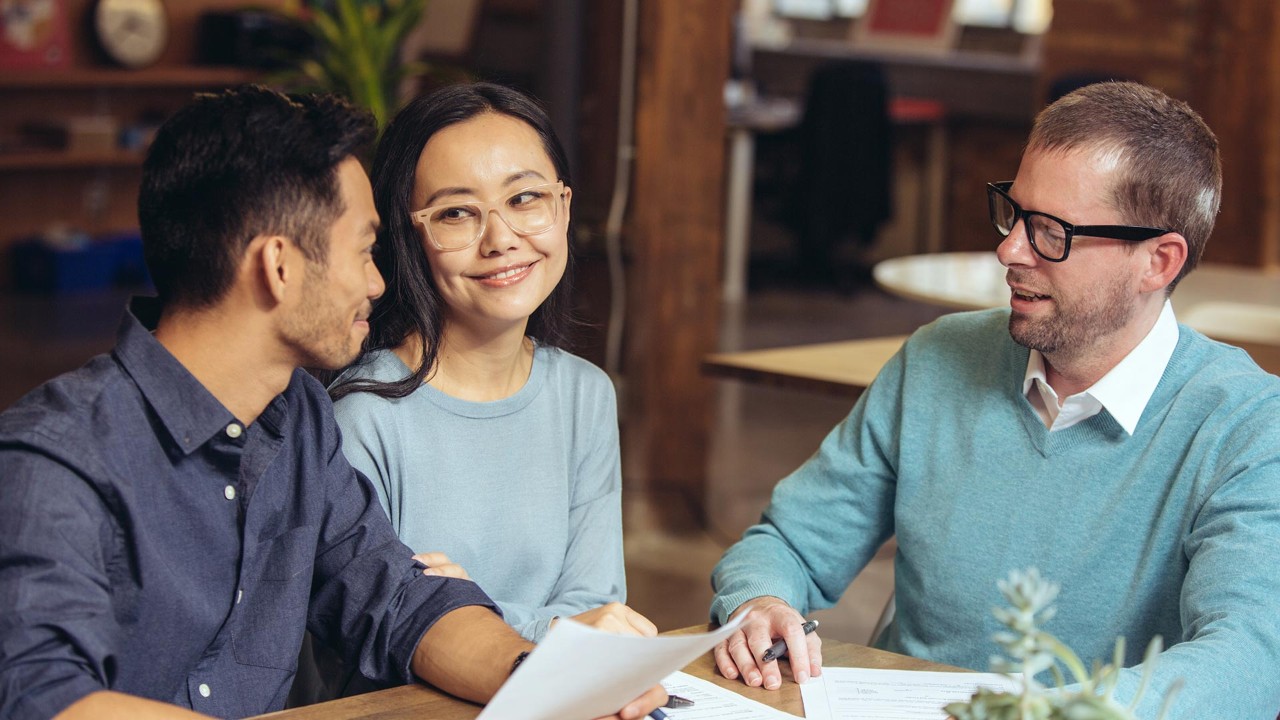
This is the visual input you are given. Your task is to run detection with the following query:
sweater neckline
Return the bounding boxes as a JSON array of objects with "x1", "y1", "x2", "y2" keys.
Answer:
[{"x1": 387, "y1": 346, "x2": 551, "y2": 419}]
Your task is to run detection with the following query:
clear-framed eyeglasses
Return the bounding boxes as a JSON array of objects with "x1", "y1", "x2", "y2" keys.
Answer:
[
  {"x1": 410, "y1": 181, "x2": 566, "y2": 252},
  {"x1": 986, "y1": 180, "x2": 1171, "y2": 262}
]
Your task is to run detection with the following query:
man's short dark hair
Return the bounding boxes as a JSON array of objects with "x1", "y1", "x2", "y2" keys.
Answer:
[
  {"x1": 1029, "y1": 81, "x2": 1221, "y2": 290},
  {"x1": 138, "y1": 85, "x2": 376, "y2": 309}
]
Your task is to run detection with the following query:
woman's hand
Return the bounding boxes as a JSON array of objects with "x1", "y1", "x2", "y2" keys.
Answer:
[
  {"x1": 555, "y1": 602, "x2": 659, "y2": 637},
  {"x1": 413, "y1": 551, "x2": 471, "y2": 580}
]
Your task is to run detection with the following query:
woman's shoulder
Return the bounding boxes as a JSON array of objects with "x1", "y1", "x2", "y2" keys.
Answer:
[
  {"x1": 330, "y1": 350, "x2": 417, "y2": 416},
  {"x1": 535, "y1": 346, "x2": 615, "y2": 397},
  {"x1": 339, "y1": 348, "x2": 413, "y2": 384}
]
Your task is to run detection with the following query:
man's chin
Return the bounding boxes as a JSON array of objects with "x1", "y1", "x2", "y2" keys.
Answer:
[{"x1": 1008, "y1": 318, "x2": 1057, "y2": 354}]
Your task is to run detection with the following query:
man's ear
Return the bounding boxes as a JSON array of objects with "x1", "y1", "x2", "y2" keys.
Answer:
[
  {"x1": 248, "y1": 235, "x2": 295, "y2": 306},
  {"x1": 1141, "y1": 232, "x2": 1188, "y2": 294}
]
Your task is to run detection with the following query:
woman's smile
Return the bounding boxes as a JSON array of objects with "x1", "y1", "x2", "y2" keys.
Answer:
[{"x1": 469, "y1": 260, "x2": 539, "y2": 287}]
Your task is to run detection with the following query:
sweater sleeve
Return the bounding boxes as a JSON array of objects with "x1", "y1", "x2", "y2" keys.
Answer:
[
  {"x1": 1111, "y1": 404, "x2": 1280, "y2": 719},
  {"x1": 498, "y1": 371, "x2": 626, "y2": 641},
  {"x1": 710, "y1": 345, "x2": 904, "y2": 623},
  {"x1": 332, "y1": 391, "x2": 400, "y2": 528}
]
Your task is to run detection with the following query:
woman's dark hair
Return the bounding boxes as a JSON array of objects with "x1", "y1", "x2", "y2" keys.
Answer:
[{"x1": 330, "y1": 82, "x2": 575, "y2": 402}]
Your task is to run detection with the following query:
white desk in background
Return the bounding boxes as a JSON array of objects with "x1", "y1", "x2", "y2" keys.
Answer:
[{"x1": 873, "y1": 251, "x2": 1280, "y2": 374}]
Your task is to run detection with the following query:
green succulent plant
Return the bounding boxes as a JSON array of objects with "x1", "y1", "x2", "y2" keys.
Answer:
[
  {"x1": 945, "y1": 569, "x2": 1181, "y2": 720},
  {"x1": 275, "y1": 0, "x2": 430, "y2": 130}
]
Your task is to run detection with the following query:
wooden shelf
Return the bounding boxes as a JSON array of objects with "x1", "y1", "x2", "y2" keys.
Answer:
[
  {"x1": 0, "y1": 150, "x2": 145, "y2": 171},
  {"x1": 0, "y1": 67, "x2": 260, "y2": 90}
]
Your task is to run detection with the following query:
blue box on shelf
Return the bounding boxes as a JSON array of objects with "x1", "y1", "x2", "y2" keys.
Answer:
[{"x1": 10, "y1": 230, "x2": 151, "y2": 294}]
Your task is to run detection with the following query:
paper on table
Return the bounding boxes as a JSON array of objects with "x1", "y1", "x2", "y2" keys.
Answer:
[
  {"x1": 477, "y1": 613, "x2": 749, "y2": 720},
  {"x1": 800, "y1": 667, "x2": 1020, "y2": 720},
  {"x1": 659, "y1": 670, "x2": 801, "y2": 720}
]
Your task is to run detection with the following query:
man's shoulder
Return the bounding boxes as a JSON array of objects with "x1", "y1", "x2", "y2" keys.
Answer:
[
  {"x1": 1169, "y1": 329, "x2": 1280, "y2": 407},
  {"x1": 0, "y1": 352, "x2": 131, "y2": 451},
  {"x1": 282, "y1": 368, "x2": 340, "y2": 430},
  {"x1": 902, "y1": 308, "x2": 1012, "y2": 360}
]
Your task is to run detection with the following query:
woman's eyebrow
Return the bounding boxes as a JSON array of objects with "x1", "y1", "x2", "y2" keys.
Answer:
[{"x1": 422, "y1": 170, "x2": 551, "y2": 207}]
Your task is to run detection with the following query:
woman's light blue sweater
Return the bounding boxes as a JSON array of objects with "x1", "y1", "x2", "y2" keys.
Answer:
[
  {"x1": 334, "y1": 346, "x2": 625, "y2": 642},
  {"x1": 712, "y1": 308, "x2": 1280, "y2": 718}
]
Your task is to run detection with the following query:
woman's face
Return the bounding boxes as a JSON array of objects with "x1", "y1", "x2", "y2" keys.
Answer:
[{"x1": 411, "y1": 112, "x2": 571, "y2": 335}]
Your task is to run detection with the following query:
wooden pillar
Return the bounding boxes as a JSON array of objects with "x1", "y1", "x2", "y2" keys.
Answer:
[
  {"x1": 1039, "y1": 0, "x2": 1280, "y2": 270},
  {"x1": 1187, "y1": 0, "x2": 1280, "y2": 270},
  {"x1": 627, "y1": 1, "x2": 732, "y2": 518}
]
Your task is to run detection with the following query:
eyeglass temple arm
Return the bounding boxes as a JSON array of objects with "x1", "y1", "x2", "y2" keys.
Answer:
[{"x1": 1071, "y1": 224, "x2": 1171, "y2": 241}]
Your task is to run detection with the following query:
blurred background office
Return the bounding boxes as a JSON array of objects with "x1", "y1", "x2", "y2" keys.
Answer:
[{"x1": 2, "y1": 0, "x2": 1278, "y2": 644}]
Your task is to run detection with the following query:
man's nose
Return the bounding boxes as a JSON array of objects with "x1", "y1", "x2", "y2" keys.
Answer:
[
  {"x1": 368, "y1": 260, "x2": 386, "y2": 300},
  {"x1": 996, "y1": 220, "x2": 1036, "y2": 267}
]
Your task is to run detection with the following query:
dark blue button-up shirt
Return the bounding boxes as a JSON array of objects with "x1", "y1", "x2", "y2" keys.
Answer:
[{"x1": 0, "y1": 304, "x2": 496, "y2": 719}]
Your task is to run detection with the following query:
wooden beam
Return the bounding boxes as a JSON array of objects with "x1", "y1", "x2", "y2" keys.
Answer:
[
  {"x1": 1040, "y1": 0, "x2": 1280, "y2": 270},
  {"x1": 627, "y1": 1, "x2": 732, "y2": 518},
  {"x1": 1188, "y1": 0, "x2": 1280, "y2": 270}
]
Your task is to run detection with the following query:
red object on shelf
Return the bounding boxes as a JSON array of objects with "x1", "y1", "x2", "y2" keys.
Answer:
[
  {"x1": 0, "y1": 0, "x2": 71, "y2": 70},
  {"x1": 888, "y1": 97, "x2": 947, "y2": 124}
]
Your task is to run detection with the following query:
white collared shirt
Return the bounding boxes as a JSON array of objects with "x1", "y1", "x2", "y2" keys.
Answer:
[{"x1": 1022, "y1": 300, "x2": 1179, "y2": 434}]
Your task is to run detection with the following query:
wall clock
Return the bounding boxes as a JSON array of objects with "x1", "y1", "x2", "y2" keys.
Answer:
[{"x1": 92, "y1": 0, "x2": 167, "y2": 69}]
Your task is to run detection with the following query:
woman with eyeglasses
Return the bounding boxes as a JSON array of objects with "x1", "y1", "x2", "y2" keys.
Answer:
[{"x1": 326, "y1": 82, "x2": 654, "y2": 649}]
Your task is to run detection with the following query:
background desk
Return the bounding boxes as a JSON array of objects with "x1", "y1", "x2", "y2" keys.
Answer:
[
  {"x1": 251, "y1": 625, "x2": 961, "y2": 719},
  {"x1": 704, "y1": 335, "x2": 906, "y2": 398}
]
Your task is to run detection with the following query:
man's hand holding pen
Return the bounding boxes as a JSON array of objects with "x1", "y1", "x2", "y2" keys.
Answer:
[{"x1": 712, "y1": 596, "x2": 823, "y2": 690}]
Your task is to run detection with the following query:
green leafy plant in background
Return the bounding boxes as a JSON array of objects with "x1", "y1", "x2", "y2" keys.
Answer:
[
  {"x1": 945, "y1": 568, "x2": 1181, "y2": 720},
  {"x1": 275, "y1": 0, "x2": 430, "y2": 130}
]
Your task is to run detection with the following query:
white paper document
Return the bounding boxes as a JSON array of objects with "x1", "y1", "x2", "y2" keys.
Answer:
[
  {"x1": 659, "y1": 670, "x2": 801, "y2": 720},
  {"x1": 477, "y1": 613, "x2": 749, "y2": 720},
  {"x1": 800, "y1": 667, "x2": 1021, "y2": 720}
]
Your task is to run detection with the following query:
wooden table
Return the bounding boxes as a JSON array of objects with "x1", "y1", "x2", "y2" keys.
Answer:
[
  {"x1": 703, "y1": 335, "x2": 907, "y2": 398},
  {"x1": 251, "y1": 625, "x2": 960, "y2": 719}
]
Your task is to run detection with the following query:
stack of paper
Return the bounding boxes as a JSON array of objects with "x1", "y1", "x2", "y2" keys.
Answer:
[{"x1": 800, "y1": 667, "x2": 1020, "y2": 720}]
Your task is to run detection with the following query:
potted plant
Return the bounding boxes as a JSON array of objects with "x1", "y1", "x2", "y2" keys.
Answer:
[
  {"x1": 945, "y1": 569, "x2": 1181, "y2": 720},
  {"x1": 273, "y1": 0, "x2": 430, "y2": 130}
]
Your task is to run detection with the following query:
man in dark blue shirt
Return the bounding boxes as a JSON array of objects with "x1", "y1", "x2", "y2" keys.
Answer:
[{"x1": 0, "y1": 87, "x2": 664, "y2": 720}]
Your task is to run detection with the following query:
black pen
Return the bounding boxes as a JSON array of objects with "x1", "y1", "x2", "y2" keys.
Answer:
[
  {"x1": 648, "y1": 709, "x2": 668, "y2": 720},
  {"x1": 664, "y1": 694, "x2": 694, "y2": 708},
  {"x1": 760, "y1": 619, "x2": 819, "y2": 663}
]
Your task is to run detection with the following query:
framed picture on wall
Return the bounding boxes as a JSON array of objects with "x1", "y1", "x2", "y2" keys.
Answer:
[
  {"x1": 0, "y1": 0, "x2": 70, "y2": 70},
  {"x1": 852, "y1": 0, "x2": 958, "y2": 54}
]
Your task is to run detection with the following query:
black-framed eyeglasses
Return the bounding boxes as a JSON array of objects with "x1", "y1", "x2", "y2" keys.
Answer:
[{"x1": 986, "y1": 181, "x2": 1171, "y2": 262}]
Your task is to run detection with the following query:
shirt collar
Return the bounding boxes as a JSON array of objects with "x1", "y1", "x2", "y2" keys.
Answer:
[
  {"x1": 1021, "y1": 300, "x2": 1179, "y2": 435},
  {"x1": 114, "y1": 297, "x2": 237, "y2": 455}
]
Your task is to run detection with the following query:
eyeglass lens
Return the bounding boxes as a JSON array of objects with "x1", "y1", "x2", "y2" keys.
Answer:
[
  {"x1": 989, "y1": 188, "x2": 1069, "y2": 261},
  {"x1": 425, "y1": 186, "x2": 559, "y2": 249}
]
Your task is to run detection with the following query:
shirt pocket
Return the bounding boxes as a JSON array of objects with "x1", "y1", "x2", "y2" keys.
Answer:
[{"x1": 232, "y1": 525, "x2": 316, "y2": 669}]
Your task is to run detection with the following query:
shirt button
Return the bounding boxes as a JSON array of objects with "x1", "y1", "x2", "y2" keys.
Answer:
[
  {"x1": 198, "y1": 683, "x2": 211, "y2": 698},
  {"x1": 224, "y1": 485, "x2": 236, "y2": 501},
  {"x1": 236, "y1": 589, "x2": 243, "y2": 604},
  {"x1": 226, "y1": 423, "x2": 242, "y2": 439}
]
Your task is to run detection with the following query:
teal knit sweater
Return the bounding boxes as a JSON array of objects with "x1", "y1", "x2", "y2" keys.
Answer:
[{"x1": 712, "y1": 309, "x2": 1280, "y2": 718}]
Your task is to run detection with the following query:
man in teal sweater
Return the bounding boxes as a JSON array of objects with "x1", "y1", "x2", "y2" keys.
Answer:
[{"x1": 710, "y1": 81, "x2": 1280, "y2": 718}]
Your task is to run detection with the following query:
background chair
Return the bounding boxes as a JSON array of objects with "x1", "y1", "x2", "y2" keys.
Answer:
[{"x1": 791, "y1": 60, "x2": 893, "y2": 289}]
